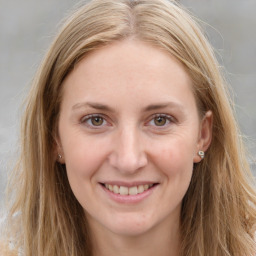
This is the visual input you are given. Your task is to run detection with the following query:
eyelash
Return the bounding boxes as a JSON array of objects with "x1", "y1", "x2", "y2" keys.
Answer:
[
  {"x1": 146, "y1": 114, "x2": 175, "y2": 128},
  {"x1": 80, "y1": 114, "x2": 109, "y2": 128},
  {"x1": 80, "y1": 113, "x2": 175, "y2": 129}
]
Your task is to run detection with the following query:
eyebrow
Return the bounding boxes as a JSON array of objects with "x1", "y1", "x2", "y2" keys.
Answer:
[
  {"x1": 143, "y1": 102, "x2": 183, "y2": 112},
  {"x1": 72, "y1": 101, "x2": 183, "y2": 113},
  {"x1": 72, "y1": 102, "x2": 116, "y2": 112}
]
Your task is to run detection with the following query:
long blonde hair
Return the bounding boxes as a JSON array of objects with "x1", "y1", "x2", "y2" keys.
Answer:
[{"x1": 6, "y1": 0, "x2": 256, "y2": 255}]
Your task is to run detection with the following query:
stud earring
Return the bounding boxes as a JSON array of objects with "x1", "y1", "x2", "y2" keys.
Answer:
[
  {"x1": 198, "y1": 151, "x2": 205, "y2": 159},
  {"x1": 58, "y1": 154, "x2": 62, "y2": 159}
]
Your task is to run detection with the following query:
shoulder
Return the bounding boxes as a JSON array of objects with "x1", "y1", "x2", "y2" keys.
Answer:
[
  {"x1": 0, "y1": 215, "x2": 18, "y2": 256},
  {"x1": 0, "y1": 241, "x2": 18, "y2": 256}
]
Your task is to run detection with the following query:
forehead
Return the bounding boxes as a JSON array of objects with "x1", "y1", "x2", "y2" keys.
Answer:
[{"x1": 61, "y1": 39, "x2": 196, "y2": 111}]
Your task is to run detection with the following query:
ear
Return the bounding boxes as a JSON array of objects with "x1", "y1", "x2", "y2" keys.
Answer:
[
  {"x1": 54, "y1": 134, "x2": 65, "y2": 164},
  {"x1": 193, "y1": 110, "x2": 213, "y2": 163}
]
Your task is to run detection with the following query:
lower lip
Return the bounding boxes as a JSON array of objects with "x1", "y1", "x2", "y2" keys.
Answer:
[{"x1": 101, "y1": 184, "x2": 157, "y2": 204}]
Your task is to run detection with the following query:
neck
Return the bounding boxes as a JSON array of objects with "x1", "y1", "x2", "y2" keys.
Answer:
[{"x1": 89, "y1": 218, "x2": 181, "y2": 256}]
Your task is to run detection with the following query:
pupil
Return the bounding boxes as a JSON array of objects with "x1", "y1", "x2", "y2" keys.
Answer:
[
  {"x1": 92, "y1": 117, "x2": 103, "y2": 126},
  {"x1": 154, "y1": 116, "x2": 166, "y2": 126}
]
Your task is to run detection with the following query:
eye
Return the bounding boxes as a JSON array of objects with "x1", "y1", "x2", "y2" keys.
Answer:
[
  {"x1": 153, "y1": 116, "x2": 168, "y2": 126},
  {"x1": 147, "y1": 114, "x2": 174, "y2": 127},
  {"x1": 81, "y1": 114, "x2": 108, "y2": 128},
  {"x1": 90, "y1": 116, "x2": 104, "y2": 126}
]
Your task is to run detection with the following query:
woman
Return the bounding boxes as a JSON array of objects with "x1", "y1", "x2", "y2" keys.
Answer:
[{"x1": 2, "y1": 0, "x2": 256, "y2": 255}]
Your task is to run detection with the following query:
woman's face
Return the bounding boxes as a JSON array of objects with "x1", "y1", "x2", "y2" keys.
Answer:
[{"x1": 58, "y1": 39, "x2": 212, "y2": 237}]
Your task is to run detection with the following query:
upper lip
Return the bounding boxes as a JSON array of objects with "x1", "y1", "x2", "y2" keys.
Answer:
[{"x1": 99, "y1": 181, "x2": 158, "y2": 187}]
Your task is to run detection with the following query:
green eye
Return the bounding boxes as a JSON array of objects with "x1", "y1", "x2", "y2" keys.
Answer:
[{"x1": 154, "y1": 116, "x2": 167, "y2": 126}]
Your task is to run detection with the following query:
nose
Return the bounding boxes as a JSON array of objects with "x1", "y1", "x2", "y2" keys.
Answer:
[{"x1": 108, "y1": 127, "x2": 148, "y2": 174}]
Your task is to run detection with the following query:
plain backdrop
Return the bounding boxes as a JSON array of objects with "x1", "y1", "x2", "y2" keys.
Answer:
[{"x1": 0, "y1": 0, "x2": 256, "y2": 209}]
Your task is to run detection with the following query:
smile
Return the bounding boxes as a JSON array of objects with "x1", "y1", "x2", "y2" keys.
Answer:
[{"x1": 104, "y1": 184, "x2": 154, "y2": 195}]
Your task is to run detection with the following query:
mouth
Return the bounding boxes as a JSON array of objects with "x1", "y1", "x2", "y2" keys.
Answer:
[{"x1": 100, "y1": 183, "x2": 157, "y2": 196}]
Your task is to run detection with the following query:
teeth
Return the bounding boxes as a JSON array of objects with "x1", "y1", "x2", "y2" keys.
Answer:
[
  {"x1": 138, "y1": 185, "x2": 144, "y2": 193},
  {"x1": 113, "y1": 185, "x2": 119, "y2": 194},
  {"x1": 104, "y1": 183, "x2": 154, "y2": 195},
  {"x1": 129, "y1": 186, "x2": 138, "y2": 195},
  {"x1": 119, "y1": 186, "x2": 128, "y2": 195}
]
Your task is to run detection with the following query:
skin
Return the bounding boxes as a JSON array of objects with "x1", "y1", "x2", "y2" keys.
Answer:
[{"x1": 57, "y1": 39, "x2": 212, "y2": 256}]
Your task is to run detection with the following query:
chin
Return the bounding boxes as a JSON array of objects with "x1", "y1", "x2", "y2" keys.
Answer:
[
  {"x1": 110, "y1": 224, "x2": 152, "y2": 237},
  {"x1": 103, "y1": 213, "x2": 156, "y2": 237}
]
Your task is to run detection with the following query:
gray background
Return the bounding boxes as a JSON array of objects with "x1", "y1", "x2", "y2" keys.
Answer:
[{"x1": 0, "y1": 0, "x2": 256, "y2": 209}]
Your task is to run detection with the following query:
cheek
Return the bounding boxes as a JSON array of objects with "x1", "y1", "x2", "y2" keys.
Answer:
[
  {"x1": 62, "y1": 134, "x2": 112, "y2": 182},
  {"x1": 153, "y1": 137, "x2": 195, "y2": 176},
  {"x1": 154, "y1": 140, "x2": 195, "y2": 206},
  {"x1": 62, "y1": 136, "x2": 108, "y2": 208}
]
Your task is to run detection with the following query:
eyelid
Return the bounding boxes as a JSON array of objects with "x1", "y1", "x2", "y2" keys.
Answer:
[
  {"x1": 152, "y1": 113, "x2": 175, "y2": 121},
  {"x1": 79, "y1": 113, "x2": 176, "y2": 129},
  {"x1": 80, "y1": 113, "x2": 110, "y2": 128},
  {"x1": 146, "y1": 113, "x2": 176, "y2": 127}
]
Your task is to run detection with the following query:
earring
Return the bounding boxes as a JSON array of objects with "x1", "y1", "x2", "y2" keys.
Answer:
[
  {"x1": 58, "y1": 154, "x2": 62, "y2": 159},
  {"x1": 198, "y1": 151, "x2": 205, "y2": 159}
]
